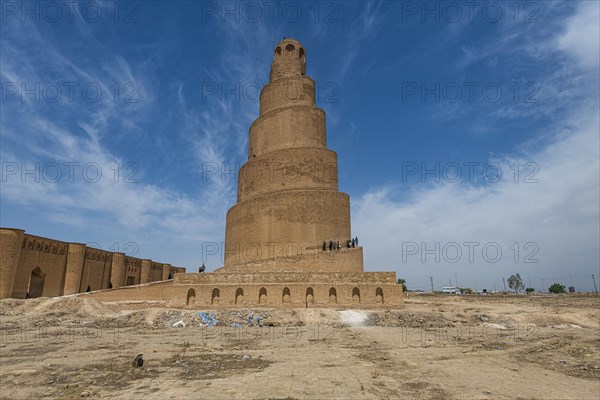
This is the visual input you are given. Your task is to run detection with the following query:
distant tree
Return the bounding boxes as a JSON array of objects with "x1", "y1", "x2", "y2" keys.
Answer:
[
  {"x1": 525, "y1": 287, "x2": 535, "y2": 294},
  {"x1": 397, "y1": 278, "x2": 407, "y2": 292},
  {"x1": 507, "y1": 274, "x2": 524, "y2": 294},
  {"x1": 548, "y1": 283, "x2": 566, "y2": 294}
]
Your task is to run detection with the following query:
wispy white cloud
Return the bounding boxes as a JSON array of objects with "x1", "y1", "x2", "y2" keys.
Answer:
[
  {"x1": 557, "y1": 1, "x2": 600, "y2": 70},
  {"x1": 339, "y1": 0, "x2": 383, "y2": 81},
  {"x1": 423, "y1": 2, "x2": 599, "y2": 130}
]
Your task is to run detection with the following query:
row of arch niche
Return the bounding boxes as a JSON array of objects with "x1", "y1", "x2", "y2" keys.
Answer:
[
  {"x1": 274, "y1": 44, "x2": 305, "y2": 60},
  {"x1": 186, "y1": 287, "x2": 385, "y2": 305}
]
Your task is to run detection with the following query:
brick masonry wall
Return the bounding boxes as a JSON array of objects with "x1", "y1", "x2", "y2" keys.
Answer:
[
  {"x1": 80, "y1": 248, "x2": 112, "y2": 292},
  {"x1": 83, "y1": 276, "x2": 403, "y2": 308},
  {"x1": 249, "y1": 106, "x2": 326, "y2": 158},
  {"x1": 12, "y1": 235, "x2": 68, "y2": 298},
  {"x1": 219, "y1": 246, "x2": 364, "y2": 273},
  {"x1": 225, "y1": 190, "x2": 351, "y2": 267},
  {"x1": 175, "y1": 271, "x2": 396, "y2": 285},
  {"x1": 0, "y1": 228, "x2": 182, "y2": 299},
  {"x1": 237, "y1": 147, "x2": 337, "y2": 202},
  {"x1": 259, "y1": 76, "x2": 315, "y2": 115}
]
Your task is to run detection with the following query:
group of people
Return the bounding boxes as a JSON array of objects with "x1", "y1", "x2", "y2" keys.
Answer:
[{"x1": 322, "y1": 237, "x2": 359, "y2": 251}]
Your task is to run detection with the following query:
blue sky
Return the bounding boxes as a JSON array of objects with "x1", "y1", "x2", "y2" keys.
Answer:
[{"x1": 1, "y1": 1, "x2": 599, "y2": 292}]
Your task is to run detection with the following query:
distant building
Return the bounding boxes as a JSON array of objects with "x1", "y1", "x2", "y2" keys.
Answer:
[{"x1": 442, "y1": 286, "x2": 460, "y2": 294}]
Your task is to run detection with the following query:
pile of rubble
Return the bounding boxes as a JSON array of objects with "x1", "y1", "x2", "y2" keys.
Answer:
[
  {"x1": 367, "y1": 310, "x2": 455, "y2": 328},
  {"x1": 156, "y1": 310, "x2": 272, "y2": 328}
]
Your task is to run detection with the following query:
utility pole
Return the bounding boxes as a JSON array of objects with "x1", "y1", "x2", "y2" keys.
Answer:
[
  {"x1": 528, "y1": 273, "x2": 532, "y2": 289},
  {"x1": 430, "y1": 276, "x2": 434, "y2": 293},
  {"x1": 494, "y1": 282, "x2": 497, "y2": 292},
  {"x1": 593, "y1": 274, "x2": 598, "y2": 295},
  {"x1": 569, "y1": 274, "x2": 574, "y2": 288},
  {"x1": 455, "y1": 273, "x2": 458, "y2": 288},
  {"x1": 502, "y1": 277, "x2": 507, "y2": 293},
  {"x1": 541, "y1": 278, "x2": 544, "y2": 293}
]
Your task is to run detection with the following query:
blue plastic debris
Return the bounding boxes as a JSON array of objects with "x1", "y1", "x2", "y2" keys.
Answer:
[{"x1": 197, "y1": 311, "x2": 219, "y2": 327}]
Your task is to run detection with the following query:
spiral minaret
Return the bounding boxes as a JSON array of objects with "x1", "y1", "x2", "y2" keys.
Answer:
[{"x1": 223, "y1": 38, "x2": 363, "y2": 272}]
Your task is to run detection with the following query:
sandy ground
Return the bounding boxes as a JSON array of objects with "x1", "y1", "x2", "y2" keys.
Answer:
[{"x1": 0, "y1": 294, "x2": 598, "y2": 400}]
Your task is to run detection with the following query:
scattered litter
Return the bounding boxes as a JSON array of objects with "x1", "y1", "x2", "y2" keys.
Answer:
[
  {"x1": 241, "y1": 355, "x2": 251, "y2": 360},
  {"x1": 197, "y1": 312, "x2": 219, "y2": 327},
  {"x1": 159, "y1": 311, "x2": 188, "y2": 328},
  {"x1": 172, "y1": 320, "x2": 186, "y2": 328},
  {"x1": 132, "y1": 354, "x2": 144, "y2": 368},
  {"x1": 234, "y1": 311, "x2": 267, "y2": 326},
  {"x1": 484, "y1": 323, "x2": 509, "y2": 330},
  {"x1": 157, "y1": 310, "x2": 270, "y2": 329}
]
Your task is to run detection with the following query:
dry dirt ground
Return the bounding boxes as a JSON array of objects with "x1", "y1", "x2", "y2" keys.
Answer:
[{"x1": 1, "y1": 294, "x2": 598, "y2": 399}]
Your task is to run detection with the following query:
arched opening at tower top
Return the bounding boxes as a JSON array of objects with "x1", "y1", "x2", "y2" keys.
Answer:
[
  {"x1": 299, "y1": 47, "x2": 305, "y2": 59},
  {"x1": 285, "y1": 44, "x2": 295, "y2": 55},
  {"x1": 274, "y1": 46, "x2": 282, "y2": 58}
]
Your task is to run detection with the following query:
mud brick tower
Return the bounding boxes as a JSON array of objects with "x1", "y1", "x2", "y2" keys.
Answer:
[{"x1": 223, "y1": 38, "x2": 362, "y2": 273}]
